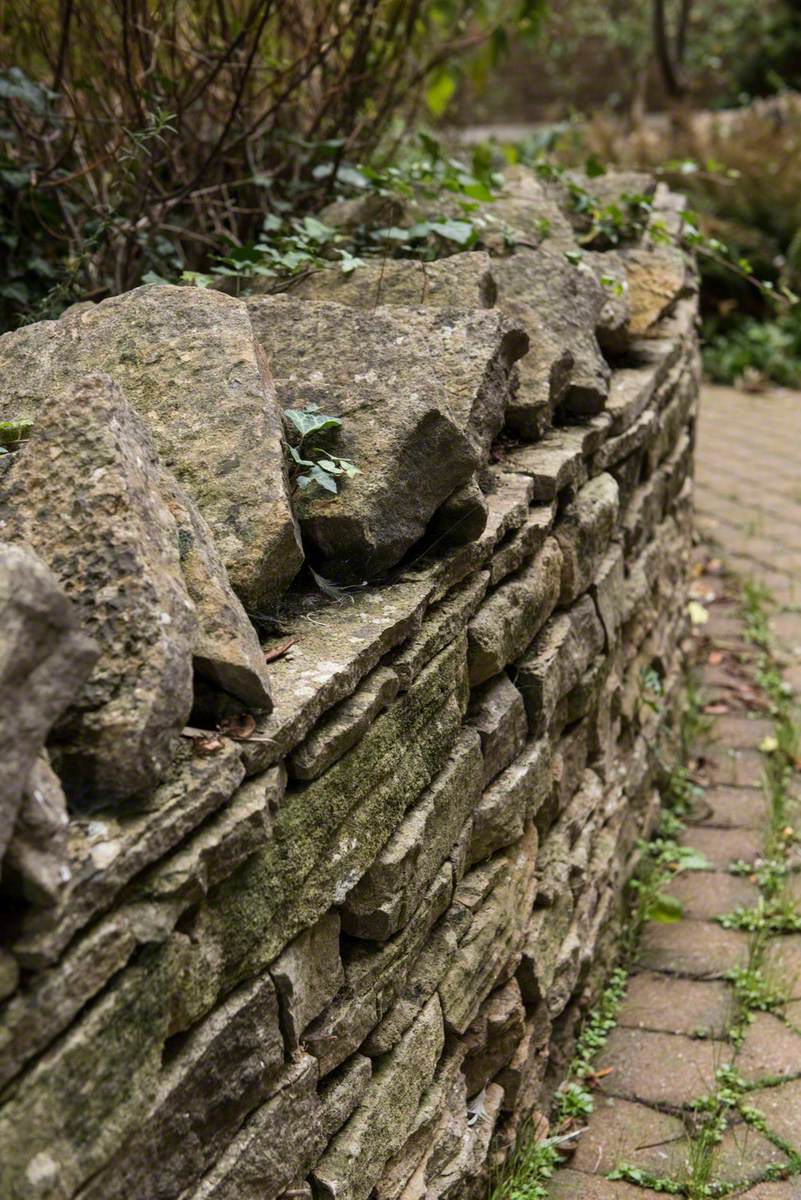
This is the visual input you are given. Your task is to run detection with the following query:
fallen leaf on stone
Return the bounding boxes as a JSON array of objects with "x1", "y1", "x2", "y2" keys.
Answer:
[
  {"x1": 219, "y1": 713, "x2": 257, "y2": 739},
  {"x1": 703, "y1": 702, "x2": 729, "y2": 715},
  {"x1": 708, "y1": 651, "x2": 724, "y2": 666},
  {"x1": 264, "y1": 638, "x2": 297, "y2": 663},
  {"x1": 688, "y1": 601, "x2": 709, "y2": 626},
  {"x1": 759, "y1": 735, "x2": 779, "y2": 754},
  {"x1": 193, "y1": 733, "x2": 225, "y2": 755}
]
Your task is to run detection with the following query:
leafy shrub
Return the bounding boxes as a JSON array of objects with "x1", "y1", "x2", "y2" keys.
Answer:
[
  {"x1": 0, "y1": 0, "x2": 540, "y2": 329},
  {"x1": 703, "y1": 310, "x2": 801, "y2": 387}
]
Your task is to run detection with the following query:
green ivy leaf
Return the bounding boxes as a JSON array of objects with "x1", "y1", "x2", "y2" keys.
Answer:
[
  {"x1": 646, "y1": 893, "x2": 685, "y2": 924},
  {"x1": 284, "y1": 409, "x2": 342, "y2": 439},
  {"x1": 429, "y1": 219, "x2": 475, "y2": 245}
]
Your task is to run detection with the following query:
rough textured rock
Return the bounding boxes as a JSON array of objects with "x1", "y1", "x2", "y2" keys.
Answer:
[
  {"x1": 555, "y1": 473, "x2": 620, "y2": 605},
  {"x1": 391, "y1": 573, "x2": 488, "y2": 690},
  {"x1": 0, "y1": 285, "x2": 302, "y2": 606},
  {"x1": 2, "y1": 754, "x2": 70, "y2": 908},
  {"x1": 427, "y1": 476, "x2": 489, "y2": 547},
  {"x1": 493, "y1": 249, "x2": 610, "y2": 427},
  {"x1": 0, "y1": 543, "x2": 96, "y2": 856},
  {"x1": 312, "y1": 995, "x2": 445, "y2": 1200},
  {"x1": 467, "y1": 538, "x2": 563, "y2": 685},
  {"x1": 623, "y1": 243, "x2": 693, "y2": 336},
  {"x1": 342, "y1": 729, "x2": 482, "y2": 939},
  {"x1": 1, "y1": 374, "x2": 197, "y2": 806},
  {"x1": 270, "y1": 911, "x2": 344, "y2": 1049},
  {"x1": 289, "y1": 666, "x2": 399, "y2": 780},
  {"x1": 286, "y1": 252, "x2": 496, "y2": 309},
  {"x1": 516, "y1": 595, "x2": 606, "y2": 734},
  {"x1": 247, "y1": 296, "x2": 527, "y2": 582},
  {"x1": 586, "y1": 249, "x2": 631, "y2": 355},
  {"x1": 468, "y1": 739, "x2": 551, "y2": 865},
  {"x1": 466, "y1": 673, "x2": 528, "y2": 786},
  {"x1": 320, "y1": 1054, "x2": 374, "y2": 1140}
]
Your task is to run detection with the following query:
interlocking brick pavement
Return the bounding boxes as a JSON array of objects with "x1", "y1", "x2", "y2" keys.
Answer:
[{"x1": 548, "y1": 388, "x2": 801, "y2": 1195}]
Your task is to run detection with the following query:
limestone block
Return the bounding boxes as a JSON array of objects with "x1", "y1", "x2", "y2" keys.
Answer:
[
  {"x1": 593, "y1": 406, "x2": 658, "y2": 474},
  {"x1": 242, "y1": 576, "x2": 432, "y2": 773},
  {"x1": 391, "y1": 573, "x2": 489, "y2": 691},
  {"x1": 1, "y1": 373, "x2": 197, "y2": 806},
  {"x1": 0, "y1": 948, "x2": 18, "y2": 1002},
  {"x1": 467, "y1": 538, "x2": 563, "y2": 686},
  {"x1": 468, "y1": 738, "x2": 551, "y2": 866},
  {"x1": 515, "y1": 595, "x2": 605, "y2": 734},
  {"x1": 271, "y1": 911, "x2": 344, "y2": 1049},
  {"x1": 488, "y1": 166, "x2": 579, "y2": 253},
  {"x1": 550, "y1": 722, "x2": 590, "y2": 819},
  {"x1": 0, "y1": 286, "x2": 302, "y2": 606},
  {"x1": 488, "y1": 503, "x2": 555, "y2": 588},
  {"x1": 188, "y1": 1055, "x2": 324, "y2": 1200},
  {"x1": 76, "y1": 972, "x2": 286, "y2": 1200},
  {"x1": 319, "y1": 1053, "x2": 373, "y2": 1140},
  {"x1": 285, "y1": 251, "x2": 496, "y2": 309},
  {"x1": 0, "y1": 543, "x2": 96, "y2": 857},
  {"x1": 498, "y1": 427, "x2": 589, "y2": 501},
  {"x1": 428, "y1": 476, "x2": 489, "y2": 547},
  {"x1": 2, "y1": 754, "x2": 69, "y2": 908},
  {"x1": 13, "y1": 743, "x2": 245, "y2": 968},
  {"x1": 590, "y1": 543, "x2": 625, "y2": 650},
  {"x1": 195, "y1": 638, "x2": 468, "y2": 991},
  {"x1": 247, "y1": 297, "x2": 527, "y2": 582},
  {"x1": 342, "y1": 729, "x2": 483, "y2": 940},
  {"x1": 585, "y1": 249, "x2": 631, "y2": 355},
  {"x1": 466, "y1": 672, "x2": 528, "y2": 787},
  {"x1": 497, "y1": 1004, "x2": 552, "y2": 1116},
  {"x1": 623, "y1": 242, "x2": 693, "y2": 336},
  {"x1": 304, "y1": 866, "x2": 453, "y2": 1075},
  {"x1": 493, "y1": 248, "x2": 610, "y2": 423},
  {"x1": 439, "y1": 824, "x2": 539, "y2": 1034},
  {"x1": 498, "y1": 296, "x2": 573, "y2": 440},
  {"x1": 554, "y1": 473, "x2": 619, "y2": 605},
  {"x1": 311, "y1": 995, "x2": 445, "y2": 1200},
  {"x1": 289, "y1": 667, "x2": 399, "y2": 780},
  {"x1": 462, "y1": 978, "x2": 526, "y2": 1097}
]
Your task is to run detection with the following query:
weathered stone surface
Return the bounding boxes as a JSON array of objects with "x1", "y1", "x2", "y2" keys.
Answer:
[
  {"x1": 163, "y1": 477, "x2": 272, "y2": 708},
  {"x1": 247, "y1": 297, "x2": 526, "y2": 582},
  {"x1": 568, "y1": 1095, "x2": 684, "y2": 1177},
  {"x1": 555, "y1": 473, "x2": 619, "y2": 605},
  {"x1": 618, "y1": 972, "x2": 732, "y2": 1038},
  {"x1": 77, "y1": 972, "x2": 285, "y2": 1200},
  {"x1": 549, "y1": 1172, "x2": 667, "y2": 1200},
  {"x1": 312, "y1": 995, "x2": 445, "y2": 1200},
  {"x1": 241, "y1": 576, "x2": 432, "y2": 772},
  {"x1": 319, "y1": 1053, "x2": 373, "y2": 1140},
  {"x1": 623, "y1": 242, "x2": 693, "y2": 336},
  {"x1": 0, "y1": 286, "x2": 302, "y2": 606},
  {"x1": 468, "y1": 738, "x2": 551, "y2": 866},
  {"x1": 489, "y1": 166, "x2": 578, "y2": 253},
  {"x1": 428, "y1": 476, "x2": 489, "y2": 547},
  {"x1": 188, "y1": 1054, "x2": 324, "y2": 1200},
  {"x1": 466, "y1": 672, "x2": 528, "y2": 786},
  {"x1": 462, "y1": 978, "x2": 526, "y2": 1096},
  {"x1": 286, "y1": 251, "x2": 496, "y2": 309},
  {"x1": 597, "y1": 1027, "x2": 726, "y2": 1108},
  {"x1": 0, "y1": 544, "x2": 96, "y2": 855},
  {"x1": 12, "y1": 743, "x2": 245, "y2": 968},
  {"x1": 498, "y1": 427, "x2": 589, "y2": 501},
  {"x1": 391, "y1": 573, "x2": 488, "y2": 690},
  {"x1": 2, "y1": 754, "x2": 69, "y2": 908},
  {"x1": 0, "y1": 948, "x2": 18, "y2": 1002},
  {"x1": 516, "y1": 595, "x2": 605, "y2": 734},
  {"x1": 289, "y1": 667, "x2": 399, "y2": 780},
  {"x1": 737, "y1": 1012, "x2": 801, "y2": 1083},
  {"x1": 342, "y1": 729, "x2": 482, "y2": 940},
  {"x1": 591, "y1": 544, "x2": 625, "y2": 650},
  {"x1": 305, "y1": 866, "x2": 453, "y2": 1074},
  {"x1": 196, "y1": 639, "x2": 468, "y2": 995},
  {"x1": 488, "y1": 503, "x2": 555, "y2": 587},
  {"x1": 439, "y1": 824, "x2": 538, "y2": 1033},
  {"x1": 586, "y1": 249, "x2": 631, "y2": 355},
  {"x1": 498, "y1": 299, "x2": 573, "y2": 440},
  {"x1": 1, "y1": 374, "x2": 196, "y2": 806},
  {"x1": 467, "y1": 538, "x2": 563, "y2": 685},
  {"x1": 271, "y1": 911, "x2": 344, "y2": 1049},
  {"x1": 493, "y1": 248, "x2": 610, "y2": 421}
]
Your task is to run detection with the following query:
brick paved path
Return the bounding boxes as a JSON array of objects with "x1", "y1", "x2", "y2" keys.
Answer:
[{"x1": 549, "y1": 386, "x2": 801, "y2": 1198}]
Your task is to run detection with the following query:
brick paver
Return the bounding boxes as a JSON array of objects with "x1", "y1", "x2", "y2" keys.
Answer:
[{"x1": 549, "y1": 385, "x2": 801, "y2": 1196}]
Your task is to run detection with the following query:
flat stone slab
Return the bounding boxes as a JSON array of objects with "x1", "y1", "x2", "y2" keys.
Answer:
[
  {"x1": 617, "y1": 971, "x2": 732, "y2": 1038},
  {"x1": 764, "y1": 937, "x2": 801, "y2": 999},
  {"x1": 569, "y1": 1095, "x2": 685, "y2": 1176},
  {"x1": 597, "y1": 1027, "x2": 728, "y2": 1108},
  {"x1": 737, "y1": 1012, "x2": 801, "y2": 1084},
  {"x1": 700, "y1": 747, "x2": 767, "y2": 788},
  {"x1": 678, "y1": 825, "x2": 763, "y2": 870},
  {"x1": 637, "y1": 919, "x2": 750, "y2": 979},
  {"x1": 711, "y1": 715, "x2": 775, "y2": 749},
  {"x1": 663, "y1": 870, "x2": 759, "y2": 921},
  {"x1": 738, "y1": 1185, "x2": 801, "y2": 1199}
]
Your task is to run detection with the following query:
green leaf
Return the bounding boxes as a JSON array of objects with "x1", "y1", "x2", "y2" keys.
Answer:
[
  {"x1": 284, "y1": 409, "x2": 342, "y2": 439},
  {"x1": 585, "y1": 154, "x2": 606, "y2": 178},
  {"x1": 646, "y1": 893, "x2": 684, "y2": 924},
  {"x1": 425, "y1": 70, "x2": 456, "y2": 118},
  {"x1": 308, "y1": 464, "x2": 339, "y2": 493},
  {"x1": 429, "y1": 220, "x2": 475, "y2": 245}
]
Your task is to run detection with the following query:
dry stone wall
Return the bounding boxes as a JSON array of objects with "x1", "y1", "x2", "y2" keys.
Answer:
[{"x1": 0, "y1": 168, "x2": 699, "y2": 1200}]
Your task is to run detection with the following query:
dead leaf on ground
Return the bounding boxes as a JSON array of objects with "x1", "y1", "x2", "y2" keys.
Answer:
[
  {"x1": 704, "y1": 702, "x2": 729, "y2": 715},
  {"x1": 708, "y1": 650, "x2": 724, "y2": 666},
  {"x1": 219, "y1": 713, "x2": 257, "y2": 740},
  {"x1": 193, "y1": 733, "x2": 225, "y2": 756},
  {"x1": 264, "y1": 637, "x2": 297, "y2": 664}
]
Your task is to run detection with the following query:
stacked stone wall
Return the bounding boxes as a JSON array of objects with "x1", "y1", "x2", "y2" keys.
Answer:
[{"x1": 0, "y1": 168, "x2": 699, "y2": 1200}]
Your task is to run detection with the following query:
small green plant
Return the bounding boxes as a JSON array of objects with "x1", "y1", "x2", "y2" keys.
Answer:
[
  {"x1": 554, "y1": 1081, "x2": 594, "y2": 1122},
  {"x1": 0, "y1": 417, "x2": 33, "y2": 454},
  {"x1": 283, "y1": 406, "x2": 358, "y2": 495}
]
